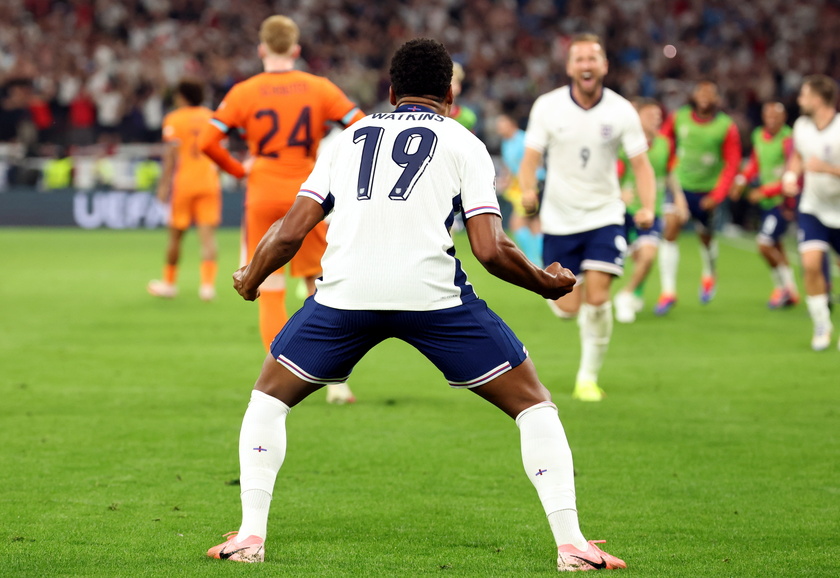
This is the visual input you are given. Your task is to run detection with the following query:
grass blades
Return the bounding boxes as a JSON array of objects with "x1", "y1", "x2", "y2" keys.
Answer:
[{"x1": 1, "y1": 228, "x2": 838, "y2": 577}]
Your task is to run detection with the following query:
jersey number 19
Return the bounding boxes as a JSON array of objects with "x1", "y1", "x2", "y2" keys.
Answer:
[{"x1": 353, "y1": 126, "x2": 437, "y2": 201}]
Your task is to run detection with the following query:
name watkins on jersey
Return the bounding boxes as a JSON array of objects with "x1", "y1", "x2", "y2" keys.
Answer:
[{"x1": 370, "y1": 112, "x2": 445, "y2": 122}]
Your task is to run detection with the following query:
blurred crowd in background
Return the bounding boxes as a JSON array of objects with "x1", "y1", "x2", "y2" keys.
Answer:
[{"x1": 0, "y1": 0, "x2": 837, "y2": 189}]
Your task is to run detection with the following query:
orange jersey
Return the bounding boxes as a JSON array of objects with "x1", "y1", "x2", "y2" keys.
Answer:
[
  {"x1": 208, "y1": 71, "x2": 364, "y2": 204},
  {"x1": 162, "y1": 106, "x2": 221, "y2": 195}
]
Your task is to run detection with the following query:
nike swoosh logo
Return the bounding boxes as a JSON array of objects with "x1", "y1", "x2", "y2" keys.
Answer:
[
  {"x1": 571, "y1": 554, "x2": 607, "y2": 569},
  {"x1": 219, "y1": 547, "x2": 249, "y2": 560}
]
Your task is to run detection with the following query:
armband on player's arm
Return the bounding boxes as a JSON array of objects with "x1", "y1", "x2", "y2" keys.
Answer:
[
  {"x1": 339, "y1": 107, "x2": 365, "y2": 127},
  {"x1": 198, "y1": 122, "x2": 246, "y2": 179}
]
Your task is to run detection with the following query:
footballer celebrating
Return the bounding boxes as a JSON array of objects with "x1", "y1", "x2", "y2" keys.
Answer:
[
  {"x1": 519, "y1": 33, "x2": 656, "y2": 401},
  {"x1": 208, "y1": 38, "x2": 626, "y2": 572}
]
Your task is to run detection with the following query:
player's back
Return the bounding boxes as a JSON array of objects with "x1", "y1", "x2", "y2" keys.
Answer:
[
  {"x1": 164, "y1": 106, "x2": 220, "y2": 194},
  {"x1": 304, "y1": 106, "x2": 498, "y2": 311},
  {"x1": 215, "y1": 71, "x2": 359, "y2": 186}
]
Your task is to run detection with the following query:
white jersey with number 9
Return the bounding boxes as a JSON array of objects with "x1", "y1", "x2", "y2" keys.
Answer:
[{"x1": 524, "y1": 86, "x2": 647, "y2": 235}]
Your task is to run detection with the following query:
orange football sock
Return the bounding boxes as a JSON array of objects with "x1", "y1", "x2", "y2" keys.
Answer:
[
  {"x1": 258, "y1": 289, "x2": 288, "y2": 352},
  {"x1": 163, "y1": 264, "x2": 177, "y2": 285},
  {"x1": 200, "y1": 260, "x2": 217, "y2": 286}
]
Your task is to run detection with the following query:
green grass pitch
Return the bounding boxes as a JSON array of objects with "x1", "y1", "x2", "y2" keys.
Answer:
[{"x1": 1, "y1": 227, "x2": 838, "y2": 577}]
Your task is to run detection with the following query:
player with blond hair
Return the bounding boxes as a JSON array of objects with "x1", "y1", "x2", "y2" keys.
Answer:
[
  {"x1": 148, "y1": 78, "x2": 221, "y2": 301},
  {"x1": 199, "y1": 15, "x2": 365, "y2": 402}
]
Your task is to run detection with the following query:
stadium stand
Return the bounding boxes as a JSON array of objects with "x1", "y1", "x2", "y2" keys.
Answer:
[{"x1": 0, "y1": 0, "x2": 837, "y2": 190}]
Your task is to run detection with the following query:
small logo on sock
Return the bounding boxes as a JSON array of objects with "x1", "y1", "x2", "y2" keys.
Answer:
[
  {"x1": 253, "y1": 446, "x2": 267, "y2": 453},
  {"x1": 535, "y1": 469, "x2": 547, "y2": 476}
]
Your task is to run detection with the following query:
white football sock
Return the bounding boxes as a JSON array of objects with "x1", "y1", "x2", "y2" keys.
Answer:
[
  {"x1": 805, "y1": 294, "x2": 831, "y2": 329},
  {"x1": 516, "y1": 402, "x2": 587, "y2": 551},
  {"x1": 237, "y1": 389, "x2": 290, "y2": 541},
  {"x1": 659, "y1": 240, "x2": 679, "y2": 295},
  {"x1": 576, "y1": 302, "x2": 612, "y2": 383},
  {"x1": 770, "y1": 266, "x2": 783, "y2": 289},
  {"x1": 699, "y1": 240, "x2": 718, "y2": 278},
  {"x1": 778, "y1": 265, "x2": 797, "y2": 293}
]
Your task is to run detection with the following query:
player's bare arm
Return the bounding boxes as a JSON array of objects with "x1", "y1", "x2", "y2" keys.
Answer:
[
  {"x1": 805, "y1": 156, "x2": 840, "y2": 176},
  {"x1": 156, "y1": 143, "x2": 178, "y2": 203},
  {"x1": 628, "y1": 152, "x2": 655, "y2": 228},
  {"x1": 518, "y1": 147, "x2": 543, "y2": 213},
  {"x1": 465, "y1": 212, "x2": 575, "y2": 300},
  {"x1": 233, "y1": 197, "x2": 324, "y2": 300},
  {"x1": 782, "y1": 151, "x2": 802, "y2": 196},
  {"x1": 668, "y1": 173, "x2": 690, "y2": 223}
]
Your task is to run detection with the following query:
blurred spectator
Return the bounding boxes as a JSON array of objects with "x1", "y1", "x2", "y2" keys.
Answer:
[
  {"x1": 0, "y1": 79, "x2": 36, "y2": 145},
  {"x1": 68, "y1": 87, "x2": 97, "y2": 146},
  {"x1": 0, "y1": 0, "x2": 835, "y2": 151}
]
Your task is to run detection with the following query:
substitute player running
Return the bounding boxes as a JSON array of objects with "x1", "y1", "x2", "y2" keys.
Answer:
[
  {"x1": 519, "y1": 33, "x2": 656, "y2": 401},
  {"x1": 731, "y1": 101, "x2": 799, "y2": 309},
  {"x1": 207, "y1": 38, "x2": 625, "y2": 572},
  {"x1": 614, "y1": 98, "x2": 688, "y2": 323},
  {"x1": 783, "y1": 75, "x2": 840, "y2": 350},
  {"x1": 199, "y1": 15, "x2": 364, "y2": 402},
  {"x1": 148, "y1": 79, "x2": 221, "y2": 301},
  {"x1": 656, "y1": 80, "x2": 741, "y2": 314}
]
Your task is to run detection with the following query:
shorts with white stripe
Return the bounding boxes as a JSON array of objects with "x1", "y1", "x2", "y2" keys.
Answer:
[
  {"x1": 543, "y1": 223, "x2": 626, "y2": 278},
  {"x1": 798, "y1": 212, "x2": 840, "y2": 254},
  {"x1": 270, "y1": 297, "x2": 528, "y2": 388}
]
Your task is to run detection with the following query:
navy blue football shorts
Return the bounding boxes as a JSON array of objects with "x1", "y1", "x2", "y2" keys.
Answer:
[
  {"x1": 757, "y1": 205, "x2": 791, "y2": 246},
  {"x1": 798, "y1": 212, "x2": 840, "y2": 255},
  {"x1": 542, "y1": 223, "x2": 627, "y2": 279},
  {"x1": 269, "y1": 297, "x2": 528, "y2": 388},
  {"x1": 625, "y1": 212, "x2": 663, "y2": 248},
  {"x1": 683, "y1": 190, "x2": 713, "y2": 230}
]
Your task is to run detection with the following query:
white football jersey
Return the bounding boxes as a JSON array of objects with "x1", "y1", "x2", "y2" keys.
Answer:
[
  {"x1": 524, "y1": 86, "x2": 648, "y2": 235},
  {"x1": 793, "y1": 114, "x2": 840, "y2": 227},
  {"x1": 298, "y1": 105, "x2": 500, "y2": 311}
]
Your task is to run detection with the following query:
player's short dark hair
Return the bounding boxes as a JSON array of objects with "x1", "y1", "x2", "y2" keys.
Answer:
[
  {"x1": 803, "y1": 74, "x2": 838, "y2": 106},
  {"x1": 176, "y1": 78, "x2": 204, "y2": 106},
  {"x1": 389, "y1": 38, "x2": 453, "y2": 101}
]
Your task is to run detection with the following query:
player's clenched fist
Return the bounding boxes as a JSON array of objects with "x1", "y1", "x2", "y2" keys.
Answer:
[
  {"x1": 233, "y1": 266, "x2": 261, "y2": 301},
  {"x1": 542, "y1": 261, "x2": 576, "y2": 300}
]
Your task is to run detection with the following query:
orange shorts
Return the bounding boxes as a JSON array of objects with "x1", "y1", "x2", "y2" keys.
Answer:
[
  {"x1": 243, "y1": 200, "x2": 326, "y2": 279},
  {"x1": 169, "y1": 190, "x2": 221, "y2": 230}
]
